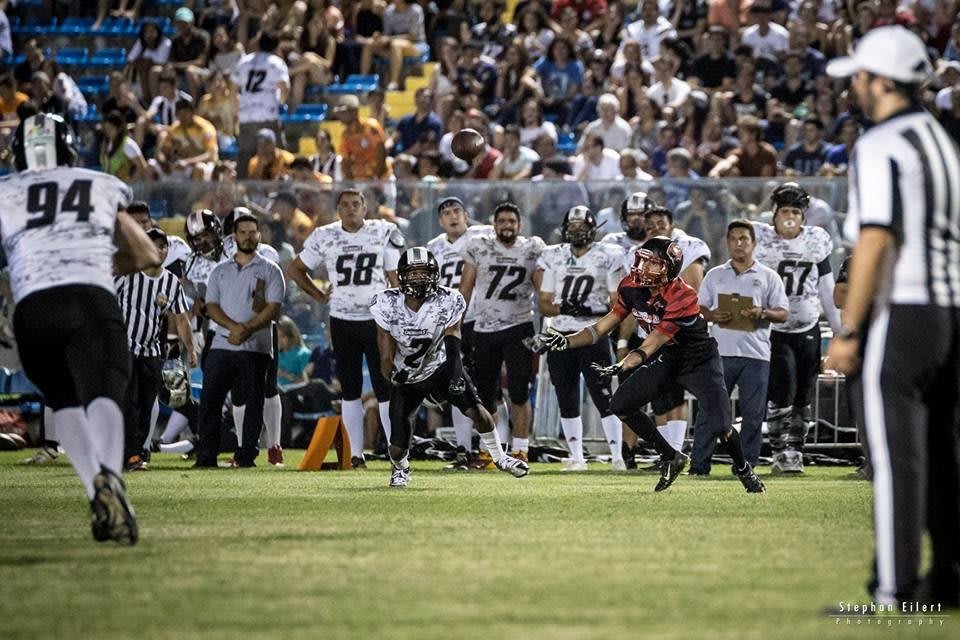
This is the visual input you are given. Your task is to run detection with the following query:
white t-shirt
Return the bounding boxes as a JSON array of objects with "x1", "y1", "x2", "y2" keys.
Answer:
[
  {"x1": 622, "y1": 17, "x2": 677, "y2": 58},
  {"x1": 230, "y1": 52, "x2": 290, "y2": 123},
  {"x1": 671, "y1": 228, "x2": 711, "y2": 274},
  {"x1": 572, "y1": 148, "x2": 622, "y2": 181},
  {"x1": 741, "y1": 24, "x2": 790, "y2": 58},
  {"x1": 752, "y1": 221, "x2": 834, "y2": 333},
  {"x1": 581, "y1": 117, "x2": 633, "y2": 152},
  {"x1": 461, "y1": 234, "x2": 545, "y2": 333},
  {"x1": 128, "y1": 37, "x2": 172, "y2": 64},
  {"x1": 646, "y1": 78, "x2": 692, "y2": 109},
  {"x1": 369, "y1": 286, "x2": 466, "y2": 384},
  {"x1": 519, "y1": 121, "x2": 558, "y2": 148},
  {"x1": 537, "y1": 242, "x2": 626, "y2": 332},
  {"x1": 222, "y1": 235, "x2": 280, "y2": 263},
  {"x1": 297, "y1": 219, "x2": 404, "y2": 321},
  {"x1": 0, "y1": 167, "x2": 132, "y2": 303}
]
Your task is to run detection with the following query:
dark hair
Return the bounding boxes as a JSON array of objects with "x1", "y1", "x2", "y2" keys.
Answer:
[
  {"x1": 233, "y1": 211, "x2": 260, "y2": 230},
  {"x1": 337, "y1": 189, "x2": 366, "y2": 205},
  {"x1": 504, "y1": 124, "x2": 521, "y2": 138},
  {"x1": 493, "y1": 202, "x2": 522, "y2": 222},
  {"x1": 802, "y1": 115, "x2": 824, "y2": 129},
  {"x1": 0, "y1": 75, "x2": 14, "y2": 88},
  {"x1": 158, "y1": 72, "x2": 176, "y2": 85},
  {"x1": 546, "y1": 36, "x2": 573, "y2": 63},
  {"x1": 645, "y1": 206, "x2": 673, "y2": 224},
  {"x1": 727, "y1": 218, "x2": 756, "y2": 242},
  {"x1": 863, "y1": 71, "x2": 925, "y2": 104},
  {"x1": 137, "y1": 21, "x2": 162, "y2": 50},
  {"x1": 146, "y1": 227, "x2": 168, "y2": 245},
  {"x1": 258, "y1": 31, "x2": 280, "y2": 53},
  {"x1": 127, "y1": 201, "x2": 151, "y2": 217},
  {"x1": 289, "y1": 156, "x2": 313, "y2": 171},
  {"x1": 175, "y1": 97, "x2": 194, "y2": 111}
]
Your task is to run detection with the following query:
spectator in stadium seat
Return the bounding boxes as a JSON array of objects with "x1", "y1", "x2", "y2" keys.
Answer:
[
  {"x1": 392, "y1": 88, "x2": 443, "y2": 155},
  {"x1": 0, "y1": 75, "x2": 28, "y2": 124},
  {"x1": 621, "y1": 0, "x2": 676, "y2": 58},
  {"x1": 310, "y1": 127, "x2": 344, "y2": 181},
  {"x1": 729, "y1": 60, "x2": 768, "y2": 118},
  {"x1": 490, "y1": 124, "x2": 539, "y2": 180},
  {"x1": 30, "y1": 72, "x2": 68, "y2": 121},
  {"x1": 198, "y1": 71, "x2": 238, "y2": 151},
  {"x1": 247, "y1": 128, "x2": 294, "y2": 180},
  {"x1": 646, "y1": 53, "x2": 691, "y2": 110},
  {"x1": 102, "y1": 71, "x2": 144, "y2": 125},
  {"x1": 770, "y1": 50, "x2": 815, "y2": 112},
  {"x1": 551, "y1": 0, "x2": 606, "y2": 28},
  {"x1": 277, "y1": 316, "x2": 312, "y2": 385},
  {"x1": 359, "y1": 0, "x2": 428, "y2": 90},
  {"x1": 518, "y1": 99, "x2": 558, "y2": 148},
  {"x1": 13, "y1": 39, "x2": 46, "y2": 94},
  {"x1": 782, "y1": 116, "x2": 829, "y2": 176},
  {"x1": 821, "y1": 115, "x2": 861, "y2": 175},
  {"x1": 490, "y1": 41, "x2": 543, "y2": 126},
  {"x1": 135, "y1": 72, "x2": 191, "y2": 147},
  {"x1": 287, "y1": 11, "x2": 335, "y2": 111},
  {"x1": 187, "y1": 24, "x2": 245, "y2": 102},
  {"x1": 169, "y1": 8, "x2": 210, "y2": 82},
  {"x1": 709, "y1": 115, "x2": 778, "y2": 177},
  {"x1": 94, "y1": 0, "x2": 142, "y2": 32},
  {"x1": 516, "y1": 7, "x2": 555, "y2": 60},
  {"x1": 471, "y1": 2, "x2": 517, "y2": 60},
  {"x1": 535, "y1": 37, "x2": 583, "y2": 119},
  {"x1": 690, "y1": 26, "x2": 737, "y2": 91},
  {"x1": 581, "y1": 93, "x2": 632, "y2": 151},
  {"x1": 154, "y1": 97, "x2": 219, "y2": 181},
  {"x1": 618, "y1": 147, "x2": 654, "y2": 180},
  {"x1": 649, "y1": 123, "x2": 679, "y2": 176},
  {"x1": 456, "y1": 40, "x2": 498, "y2": 109},
  {"x1": 127, "y1": 21, "x2": 172, "y2": 103},
  {"x1": 336, "y1": 94, "x2": 390, "y2": 180},
  {"x1": 288, "y1": 156, "x2": 334, "y2": 186},
  {"x1": 872, "y1": 0, "x2": 915, "y2": 28},
  {"x1": 556, "y1": 6, "x2": 595, "y2": 56},
  {"x1": 741, "y1": 1, "x2": 789, "y2": 59},
  {"x1": 100, "y1": 110, "x2": 151, "y2": 183},
  {"x1": 572, "y1": 133, "x2": 622, "y2": 180},
  {"x1": 787, "y1": 22, "x2": 826, "y2": 80},
  {"x1": 270, "y1": 190, "x2": 315, "y2": 254}
]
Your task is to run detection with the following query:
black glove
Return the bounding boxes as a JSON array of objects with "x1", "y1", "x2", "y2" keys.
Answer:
[
  {"x1": 590, "y1": 361, "x2": 623, "y2": 379},
  {"x1": 523, "y1": 328, "x2": 569, "y2": 354},
  {"x1": 390, "y1": 368, "x2": 409, "y2": 385},
  {"x1": 448, "y1": 376, "x2": 466, "y2": 396},
  {"x1": 559, "y1": 300, "x2": 591, "y2": 317}
]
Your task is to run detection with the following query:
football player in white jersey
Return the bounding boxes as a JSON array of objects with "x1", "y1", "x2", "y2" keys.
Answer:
[
  {"x1": 231, "y1": 32, "x2": 290, "y2": 178},
  {"x1": 287, "y1": 189, "x2": 404, "y2": 467},
  {"x1": 221, "y1": 207, "x2": 286, "y2": 466},
  {"x1": 126, "y1": 201, "x2": 192, "y2": 278},
  {"x1": 183, "y1": 209, "x2": 227, "y2": 362},
  {"x1": 753, "y1": 183, "x2": 842, "y2": 473},
  {"x1": 0, "y1": 112, "x2": 161, "y2": 544},
  {"x1": 459, "y1": 202, "x2": 545, "y2": 462},
  {"x1": 371, "y1": 247, "x2": 530, "y2": 487},
  {"x1": 641, "y1": 205, "x2": 712, "y2": 457},
  {"x1": 534, "y1": 206, "x2": 627, "y2": 471},
  {"x1": 425, "y1": 196, "x2": 498, "y2": 468}
]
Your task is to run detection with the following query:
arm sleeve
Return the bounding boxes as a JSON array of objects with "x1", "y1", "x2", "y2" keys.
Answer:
[
  {"x1": 766, "y1": 270, "x2": 790, "y2": 311},
  {"x1": 697, "y1": 271, "x2": 716, "y2": 308},
  {"x1": 447, "y1": 291, "x2": 467, "y2": 328},
  {"x1": 540, "y1": 266, "x2": 556, "y2": 293},
  {"x1": 369, "y1": 295, "x2": 391, "y2": 331},
  {"x1": 611, "y1": 286, "x2": 630, "y2": 319},
  {"x1": 127, "y1": 40, "x2": 143, "y2": 62},
  {"x1": 266, "y1": 263, "x2": 285, "y2": 304},
  {"x1": 461, "y1": 238, "x2": 478, "y2": 266},
  {"x1": 297, "y1": 229, "x2": 325, "y2": 270},
  {"x1": 170, "y1": 280, "x2": 189, "y2": 314},
  {"x1": 156, "y1": 39, "x2": 171, "y2": 64},
  {"x1": 206, "y1": 268, "x2": 221, "y2": 305},
  {"x1": 850, "y1": 142, "x2": 902, "y2": 230}
]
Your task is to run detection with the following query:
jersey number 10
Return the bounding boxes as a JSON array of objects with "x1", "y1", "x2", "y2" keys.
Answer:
[{"x1": 26, "y1": 180, "x2": 94, "y2": 229}]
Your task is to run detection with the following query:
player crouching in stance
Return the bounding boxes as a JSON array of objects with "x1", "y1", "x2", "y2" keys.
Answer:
[
  {"x1": 371, "y1": 248, "x2": 530, "y2": 487},
  {"x1": 530, "y1": 237, "x2": 765, "y2": 493}
]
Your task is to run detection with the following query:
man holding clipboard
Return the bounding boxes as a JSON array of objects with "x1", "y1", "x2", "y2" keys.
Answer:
[{"x1": 691, "y1": 220, "x2": 790, "y2": 474}]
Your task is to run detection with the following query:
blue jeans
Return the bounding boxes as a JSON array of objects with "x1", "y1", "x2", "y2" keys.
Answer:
[{"x1": 690, "y1": 356, "x2": 770, "y2": 474}]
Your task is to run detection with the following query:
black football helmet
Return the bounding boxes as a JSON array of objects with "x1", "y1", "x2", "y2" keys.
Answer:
[
  {"x1": 398, "y1": 247, "x2": 440, "y2": 299},
  {"x1": 631, "y1": 236, "x2": 684, "y2": 287},
  {"x1": 620, "y1": 191, "x2": 650, "y2": 240},
  {"x1": 222, "y1": 206, "x2": 253, "y2": 237},
  {"x1": 770, "y1": 182, "x2": 811, "y2": 214},
  {"x1": 185, "y1": 209, "x2": 223, "y2": 258},
  {"x1": 12, "y1": 113, "x2": 78, "y2": 171},
  {"x1": 561, "y1": 206, "x2": 598, "y2": 247}
]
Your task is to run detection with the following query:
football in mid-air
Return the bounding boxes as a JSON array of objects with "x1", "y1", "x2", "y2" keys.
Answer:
[{"x1": 451, "y1": 128, "x2": 485, "y2": 161}]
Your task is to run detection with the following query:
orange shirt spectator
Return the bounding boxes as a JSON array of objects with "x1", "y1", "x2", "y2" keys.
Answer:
[
  {"x1": 247, "y1": 128, "x2": 295, "y2": 180},
  {"x1": 0, "y1": 76, "x2": 28, "y2": 123},
  {"x1": 270, "y1": 190, "x2": 315, "y2": 252},
  {"x1": 335, "y1": 95, "x2": 389, "y2": 180}
]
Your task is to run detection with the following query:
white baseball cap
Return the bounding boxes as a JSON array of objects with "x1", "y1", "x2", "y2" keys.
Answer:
[{"x1": 826, "y1": 26, "x2": 932, "y2": 84}]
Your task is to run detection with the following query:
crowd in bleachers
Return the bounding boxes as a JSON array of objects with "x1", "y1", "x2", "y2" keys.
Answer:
[{"x1": 0, "y1": 0, "x2": 958, "y2": 194}]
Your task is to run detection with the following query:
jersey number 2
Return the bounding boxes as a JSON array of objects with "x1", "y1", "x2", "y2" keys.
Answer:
[
  {"x1": 26, "y1": 180, "x2": 93, "y2": 229},
  {"x1": 403, "y1": 338, "x2": 432, "y2": 368}
]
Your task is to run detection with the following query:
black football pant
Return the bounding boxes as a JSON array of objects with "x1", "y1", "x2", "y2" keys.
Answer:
[
  {"x1": 196, "y1": 349, "x2": 270, "y2": 466},
  {"x1": 390, "y1": 363, "x2": 481, "y2": 453},
  {"x1": 330, "y1": 317, "x2": 391, "y2": 402},
  {"x1": 122, "y1": 353, "x2": 162, "y2": 460},
  {"x1": 768, "y1": 326, "x2": 820, "y2": 412},
  {"x1": 859, "y1": 305, "x2": 960, "y2": 605},
  {"x1": 472, "y1": 323, "x2": 534, "y2": 412},
  {"x1": 546, "y1": 338, "x2": 614, "y2": 418}
]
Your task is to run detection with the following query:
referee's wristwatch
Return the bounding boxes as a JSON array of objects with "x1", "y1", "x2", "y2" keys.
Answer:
[{"x1": 835, "y1": 325, "x2": 859, "y2": 341}]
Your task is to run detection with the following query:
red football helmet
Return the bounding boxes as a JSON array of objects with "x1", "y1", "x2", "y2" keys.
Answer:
[{"x1": 631, "y1": 236, "x2": 684, "y2": 287}]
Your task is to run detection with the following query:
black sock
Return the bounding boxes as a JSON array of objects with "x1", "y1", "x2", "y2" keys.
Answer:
[
  {"x1": 720, "y1": 429, "x2": 747, "y2": 471},
  {"x1": 623, "y1": 412, "x2": 675, "y2": 460},
  {"x1": 43, "y1": 439, "x2": 59, "y2": 450}
]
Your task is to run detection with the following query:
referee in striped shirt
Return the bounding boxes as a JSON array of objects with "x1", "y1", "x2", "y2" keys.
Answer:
[
  {"x1": 826, "y1": 26, "x2": 960, "y2": 609},
  {"x1": 116, "y1": 228, "x2": 196, "y2": 470}
]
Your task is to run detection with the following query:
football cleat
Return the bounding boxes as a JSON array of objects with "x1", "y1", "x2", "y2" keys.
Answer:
[
  {"x1": 611, "y1": 458, "x2": 627, "y2": 473},
  {"x1": 444, "y1": 447, "x2": 471, "y2": 471},
  {"x1": 495, "y1": 454, "x2": 529, "y2": 478},
  {"x1": 124, "y1": 455, "x2": 148, "y2": 472},
  {"x1": 561, "y1": 459, "x2": 588, "y2": 472},
  {"x1": 513, "y1": 451, "x2": 529, "y2": 464},
  {"x1": 654, "y1": 452, "x2": 689, "y2": 492},
  {"x1": 389, "y1": 465, "x2": 411, "y2": 487},
  {"x1": 469, "y1": 449, "x2": 495, "y2": 470},
  {"x1": 267, "y1": 445, "x2": 284, "y2": 467},
  {"x1": 23, "y1": 446, "x2": 59, "y2": 465},
  {"x1": 736, "y1": 463, "x2": 766, "y2": 493},
  {"x1": 771, "y1": 449, "x2": 803, "y2": 474},
  {"x1": 90, "y1": 467, "x2": 138, "y2": 545},
  {"x1": 351, "y1": 456, "x2": 367, "y2": 470}
]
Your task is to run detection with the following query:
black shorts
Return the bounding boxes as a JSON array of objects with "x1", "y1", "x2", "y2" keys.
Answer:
[
  {"x1": 651, "y1": 381, "x2": 685, "y2": 415},
  {"x1": 329, "y1": 316, "x2": 390, "y2": 402},
  {"x1": 14, "y1": 285, "x2": 130, "y2": 410},
  {"x1": 389, "y1": 362, "x2": 481, "y2": 450},
  {"x1": 546, "y1": 338, "x2": 614, "y2": 418},
  {"x1": 471, "y1": 322, "x2": 535, "y2": 411}
]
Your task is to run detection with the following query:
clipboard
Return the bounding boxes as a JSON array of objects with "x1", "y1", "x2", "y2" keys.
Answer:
[{"x1": 717, "y1": 293, "x2": 756, "y2": 332}]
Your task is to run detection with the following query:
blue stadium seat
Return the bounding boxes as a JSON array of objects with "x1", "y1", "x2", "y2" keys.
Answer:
[
  {"x1": 220, "y1": 141, "x2": 238, "y2": 160},
  {"x1": 96, "y1": 16, "x2": 137, "y2": 36},
  {"x1": 58, "y1": 17, "x2": 96, "y2": 35},
  {"x1": 280, "y1": 103, "x2": 328, "y2": 123},
  {"x1": 557, "y1": 131, "x2": 577, "y2": 155},
  {"x1": 76, "y1": 76, "x2": 110, "y2": 98},
  {"x1": 88, "y1": 48, "x2": 127, "y2": 69},
  {"x1": 14, "y1": 17, "x2": 57, "y2": 37},
  {"x1": 76, "y1": 103, "x2": 101, "y2": 124},
  {"x1": 56, "y1": 47, "x2": 89, "y2": 66},
  {"x1": 326, "y1": 74, "x2": 380, "y2": 95}
]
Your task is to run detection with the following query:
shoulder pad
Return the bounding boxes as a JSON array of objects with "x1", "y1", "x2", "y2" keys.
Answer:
[{"x1": 387, "y1": 225, "x2": 405, "y2": 249}]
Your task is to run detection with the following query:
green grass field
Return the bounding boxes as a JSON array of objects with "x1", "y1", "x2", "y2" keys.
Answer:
[{"x1": 0, "y1": 451, "x2": 952, "y2": 640}]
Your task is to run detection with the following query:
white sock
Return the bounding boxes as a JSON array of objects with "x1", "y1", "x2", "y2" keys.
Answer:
[
  {"x1": 559, "y1": 416, "x2": 585, "y2": 463},
  {"x1": 85, "y1": 398, "x2": 125, "y2": 474},
  {"x1": 377, "y1": 401, "x2": 392, "y2": 444},
  {"x1": 160, "y1": 411, "x2": 190, "y2": 444},
  {"x1": 160, "y1": 440, "x2": 195, "y2": 455},
  {"x1": 43, "y1": 406, "x2": 58, "y2": 444},
  {"x1": 389, "y1": 453, "x2": 410, "y2": 470},
  {"x1": 479, "y1": 430, "x2": 505, "y2": 463},
  {"x1": 232, "y1": 404, "x2": 246, "y2": 449},
  {"x1": 54, "y1": 408, "x2": 97, "y2": 499},
  {"x1": 341, "y1": 399, "x2": 365, "y2": 458},
  {"x1": 143, "y1": 398, "x2": 160, "y2": 450},
  {"x1": 601, "y1": 415, "x2": 623, "y2": 461},
  {"x1": 452, "y1": 408, "x2": 474, "y2": 450},
  {"x1": 512, "y1": 437, "x2": 529, "y2": 454},
  {"x1": 263, "y1": 394, "x2": 282, "y2": 448},
  {"x1": 495, "y1": 403, "x2": 510, "y2": 444},
  {"x1": 667, "y1": 420, "x2": 687, "y2": 452}
]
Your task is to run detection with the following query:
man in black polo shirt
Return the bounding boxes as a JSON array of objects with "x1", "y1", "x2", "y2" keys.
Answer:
[{"x1": 690, "y1": 26, "x2": 736, "y2": 90}]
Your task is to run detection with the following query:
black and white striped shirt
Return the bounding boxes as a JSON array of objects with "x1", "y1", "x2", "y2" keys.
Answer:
[
  {"x1": 845, "y1": 108, "x2": 960, "y2": 308},
  {"x1": 115, "y1": 270, "x2": 189, "y2": 357}
]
